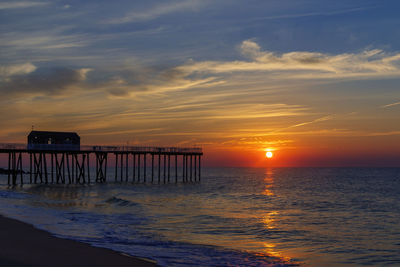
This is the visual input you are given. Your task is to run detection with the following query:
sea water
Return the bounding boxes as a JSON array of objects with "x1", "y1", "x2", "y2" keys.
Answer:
[{"x1": 0, "y1": 167, "x2": 400, "y2": 266}]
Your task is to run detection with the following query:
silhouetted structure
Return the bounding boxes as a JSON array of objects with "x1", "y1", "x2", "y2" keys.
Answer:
[
  {"x1": 27, "y1": 131, "x2": 80, "y2": 151},
  {"x1": 1, "y1": 134, "x2": 202, "y2": 185}
]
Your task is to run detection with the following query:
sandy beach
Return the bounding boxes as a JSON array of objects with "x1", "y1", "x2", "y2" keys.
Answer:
[{"x1": 0, "y1": 215, "x2": 157, "y2": 267}]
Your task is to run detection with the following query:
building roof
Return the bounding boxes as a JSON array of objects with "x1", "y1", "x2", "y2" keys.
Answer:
[{"x1": 28, "y1": 131, "x2": 80, "y2": 138}]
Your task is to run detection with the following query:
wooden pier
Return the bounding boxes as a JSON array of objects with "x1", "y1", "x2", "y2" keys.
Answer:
[{"x1": 0, "y1": 144, "x2": 202, "y2": 186}]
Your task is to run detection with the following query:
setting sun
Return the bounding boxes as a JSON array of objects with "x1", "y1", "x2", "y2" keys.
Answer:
[{"x1": 266, "y1": 151, "x2": 273, "y2": 158}]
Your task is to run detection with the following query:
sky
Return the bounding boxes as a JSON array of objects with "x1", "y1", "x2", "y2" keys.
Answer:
[{"x1": 1, "y1": 0, "x2": 400, "y2": 167}]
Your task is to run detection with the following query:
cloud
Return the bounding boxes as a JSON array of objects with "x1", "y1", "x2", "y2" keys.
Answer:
[
  {"x1": 177, "y1": 40, "x2": 400, "y2": 80},
  {"x1": 202, "y1": 103, "x2": 308, "y2": 120},
  {"x1": 95, "y1": 37, "x2": 400, "y2": 97},
  {"x1": 0, "y1": 62, "x2": 219, "y2": 99},
  {"x1": 252, "y1": 6, "x2": 373, "y2": 21},
  {"x1": 365, "y1": 131, "x2": 400, "y2": 137},
  {"x1": 0, "y1": 63, "x2": 37, "y2": 79},
  {"x1": 287, "y1": 115, "x2": 334, "y2": 129},
  {"x1": 258, "y1": 115, "x2": 335, "y2": 135},
  {"x1": 381, "y1": 101, "x2": 400, "y2": 108},
  {"x1": 1, "y1": 32, "x2": 89, "y2": 50},
  {"x1": 107, "y1": 0, "x2": 205, "y2": 24},
  {"x1": 233, "y1": 137, "x2": 294, "y2": 147},
  {"x1": 107, "y1": 88, "x2": 130, "y2": 97},
  {"x1": 0, "y1": 1, "x2": 48, "y2": 9},
  {"x1": 92, "y1": 40, "x2": 400, "y2": 97},
  {"x1": 0, "y1": 67, "x2": 91, "y2": 96},
  {"x1": 93, "y1": 64, "x2": 222, "y2": 97},
  {"x1": 0, "y1": 26, "x2": 90, "y2": 56}
]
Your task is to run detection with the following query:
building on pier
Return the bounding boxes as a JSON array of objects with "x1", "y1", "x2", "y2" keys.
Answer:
[{"x1": 27, "y1": 131, "x2": 80, "y2": 151}]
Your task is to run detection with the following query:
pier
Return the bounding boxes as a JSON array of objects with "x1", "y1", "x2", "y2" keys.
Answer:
[{"x1": 0, "y1": 144, "x2": 202, "y2": 186}]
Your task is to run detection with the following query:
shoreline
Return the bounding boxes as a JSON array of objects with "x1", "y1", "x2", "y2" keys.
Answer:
[{"x1": 0, "y1": 214, "x2": 157, "y2": 267}]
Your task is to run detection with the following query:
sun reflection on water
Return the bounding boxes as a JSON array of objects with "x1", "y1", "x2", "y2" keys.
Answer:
[
  {"x1": 262, "y1": 242, "x2": 282, "y2": 258},
  {"x1": 261, "y1": 168, "x2": 295, "y2": 264},
  {"x1": 263, "y1": 168, "x2": 275, "y2": 196}
]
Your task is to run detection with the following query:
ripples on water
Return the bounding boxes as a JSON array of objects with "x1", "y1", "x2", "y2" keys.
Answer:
[{"x1": 1, "y1": 167, "x2": 400, "y2": 266}]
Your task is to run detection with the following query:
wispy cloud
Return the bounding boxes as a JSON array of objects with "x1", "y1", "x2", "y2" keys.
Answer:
[
  {"x1": 260, "y1": 115, "x2": 335, "y2": 135},
  {"x1": 381, "y1": 101, "x2": 400, "y2": 108},
  {"x1": 365, "y1": 131, "x2": 400, "y2": 137},
  {"x1": 286, "y1": 115, "x2": 334, "y2": 129},
  {"x1": 107, "y1": 0, "x2": 205, "y2": 24},
  {"x1": 0, "y1": 1, "x2": 48, "y2": 9},
  {"x1": 252, "y1": 6, "x2": 373, "y2": 21},
  {"x1": 233, "y1": 137, "x2": 294, "y2": 148},
  {"x1": 227, "y1": 128, "x2": 400, "y2": 138},
  {"x1": 91, "y1": 39, "x2": 400, "y2": 98},
  {"x1": 1, "y1": 30, "x2": 89, "y2": 50},
  {"x1": 0, "y1": 63, "x2": 36, "y2": 79},
  {"x1": 202, "y1": 103, "x2": 308, "y2": 120},
  {"x1": 178, "y1": 40, "x2": 400, "y2": 80}
]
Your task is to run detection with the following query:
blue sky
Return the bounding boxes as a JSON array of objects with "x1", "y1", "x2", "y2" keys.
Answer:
[
  {"x1": 1, "y1": 0, "x2": 400, "y2": 166},
  {"x1": 3, "y1": 0, "x2": 400, "y2": 65}
]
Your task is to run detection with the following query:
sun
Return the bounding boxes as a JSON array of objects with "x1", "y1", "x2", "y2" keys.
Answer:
[{"x1": 266, "y1": 151, "x2": 273, "y2": 158}]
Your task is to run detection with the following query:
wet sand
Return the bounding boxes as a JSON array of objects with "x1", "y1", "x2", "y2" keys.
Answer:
[{"x1": 0, "y1": 215, "x2": 157, "y2": 266}]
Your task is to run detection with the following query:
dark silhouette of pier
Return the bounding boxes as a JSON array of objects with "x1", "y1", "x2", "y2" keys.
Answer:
[{"x1": 0, "y1": 144, "x2": 202, "y2": 186}]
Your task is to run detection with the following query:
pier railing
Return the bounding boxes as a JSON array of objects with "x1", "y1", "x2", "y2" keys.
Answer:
[
  {"x1": 0, "y1": 143, "x2": 202, "y2": 153},
  {"x1": 87, "y1": 145, "x2": 202, "y2": 153},
  {"x1": 0, "y1": 143, "x2": 25, "y2": 150}
]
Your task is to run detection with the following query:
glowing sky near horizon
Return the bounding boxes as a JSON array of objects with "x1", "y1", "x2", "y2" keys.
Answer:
[{"x1": 1, "y1": 0, "x2": 400, "y2": 166}]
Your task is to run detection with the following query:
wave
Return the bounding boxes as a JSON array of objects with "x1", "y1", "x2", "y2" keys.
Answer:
[{"x1": 105, "y1": 196, "x2": 140, "y2": 207}]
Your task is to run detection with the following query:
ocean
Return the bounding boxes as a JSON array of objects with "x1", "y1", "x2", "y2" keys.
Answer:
[{"x1": 0, "y1": 167, "x2": 400, "y2": 266}]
